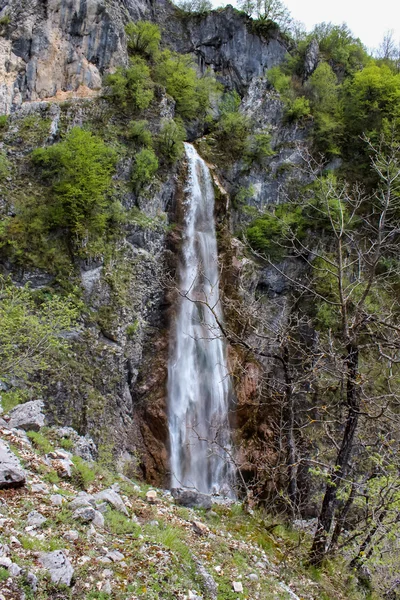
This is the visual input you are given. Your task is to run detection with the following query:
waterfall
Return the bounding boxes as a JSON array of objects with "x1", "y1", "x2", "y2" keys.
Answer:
[{"x1": 168, "y1": 143, "x2": 235, "y2": 496}]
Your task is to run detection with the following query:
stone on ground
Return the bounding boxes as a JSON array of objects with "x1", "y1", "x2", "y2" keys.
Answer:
[
  {"x1": 0, "y1": 439, "x2": 26, "y2": 489},
  {"x1": 8, "y1": 400, "x2": 46, "y2": 432},
  {"x1": 39, "y1": 550, "x2": 74, "y2": 586}
]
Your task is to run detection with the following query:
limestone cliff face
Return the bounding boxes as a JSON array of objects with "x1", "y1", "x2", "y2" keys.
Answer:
[{"x1": 0, "y1": 0, "x2": 305, "y2": 487}]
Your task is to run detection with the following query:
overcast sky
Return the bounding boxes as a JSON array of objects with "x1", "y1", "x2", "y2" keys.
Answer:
[{"x1": 214, "y1": 0, "x2": 399, "y2": 52}]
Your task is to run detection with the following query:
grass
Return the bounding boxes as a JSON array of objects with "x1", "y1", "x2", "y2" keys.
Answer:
[
  {"x1": 20, "y1": 534, "x2": 63, "y2": 552},
  {"x1": 71, "y1": 456, "x2": 96, "y2": 490},
  {"x1": 104, "y1": 509, "x2": 141, "y2": 535},
  {"x1": 27, "y1": 431, "x2": 54, "y2": 454},
  {"x1": 0, "y1": 567, "x2": 9, "y2": 582}
]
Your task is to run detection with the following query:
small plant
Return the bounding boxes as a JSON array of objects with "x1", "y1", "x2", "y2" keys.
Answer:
[
  {"x1": 71, "y1": 456, "x2": 96, "y2": 490},
  {"x1": 27, "y1": 431, "x2": 54, "y2": 454},
  {"x1": 59, "y1": 438, "x2": 74, "y2": 451},
  {"x1": 0, "y1": 14, "x2": 11, "y2": 27},
  {"x1": 126, "y1": 320, "x2": 139, "y2": 338},
  {"x1": 105, "y1": 509, "x2": 140, "y2": 535},
  {"x1": 0, "y1": 115, "x2": 8, "y2": 128},
  {"x1": 0, "y1": 567, "x2": 8, "y2": 582}
]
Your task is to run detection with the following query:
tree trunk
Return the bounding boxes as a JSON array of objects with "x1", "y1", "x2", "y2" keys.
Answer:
[{"x1": 309, "y1": 343, "x2": 360, "y2": 566}]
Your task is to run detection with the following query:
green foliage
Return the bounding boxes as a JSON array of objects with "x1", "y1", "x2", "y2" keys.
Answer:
[
  {"x1": 311, "y1": 22, "x2": 368, "y2": 74},
  {"x1": 0, "y1": 567, "x2": 9, "y2": 581},
  {"x1": 219, "y1": 90, "x2": 241, "y2": 115},
  {"x1": 0, "y1": 389, "x2": 29, "y2": 413},
  {"x1": 31, "y1": 127, "x2": 117, "y2": 245},
  {"x1": 245, "y1": 131, "x2": 274, "y2": 164},
  {"x1": 131, "y1": 148, "x2": 159, "y2": 191},
  {"x1": 105, "y1": 509, "x2": 140, "y2": 535},
  {"x1": 0, "y1": 278, "x2": 78, "y2": 385},
  {"x1": 157, "y1": 119, "x2": 186, "y2": 163},
  {"x1": 126, "y1": 320, "x2": 139, "y2": 338},
  {"x1": 127, "y1": 119, "x2": 153, "y2": 148},
  {"x1": 125, "y1": 21, "x2": 161, "y2": 58},
  {"x1": 0, "y1": 115, "x2": 8, "y2": 128},
  {"x1": 154, "y1": 51, "x2": 221, "y2": 120},
  {"x1": 27, "y1": 431, "x2": 54, "y2": 454},
  {"x1": 175, "y1": 0, "x2": 212, "y2": 13},
  {"x1": 0, "y1": 150, "x2": 9, "y2": 182},
  {"x1": 71, "y1": 456, "x2": 96, "y2": 490},
  {"x1": 267, "y1": 66, "x2": 291, "y2": 94},
  {"x1": 246, "y1": 204, "x2": 306, "y2": 258},
  {"x1": 0, "y1": 15, "x2": 11, "y2": 27},
  {"x1": 104, "y1": 57, "x2": 154, "y2": 111},
  {"x1": 216, "y1": 111, "x2": 251, "y2": 158}
]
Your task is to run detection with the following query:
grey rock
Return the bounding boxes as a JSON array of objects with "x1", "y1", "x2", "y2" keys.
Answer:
[
  {"x1": 171, "y1": 488, "x2": 212, "y2": 510},
  {"x1": 26, "y1": 571, "x2": 38, "y2": 592},
  {"x1": 50, "y1": 494, "x2": 64, "y2": 506},
  {"x1": 0, "y1": 556, "x2": 12, "y2": 568},
  {"x1": 39, "y1": 550, "x2": 74, "y2": 587},
  {"x1": 278, "y1": 582, "x2": 300, "y2": 600},
  {"x1": 52, "y1": 427, "x2": 97, "y2": 462},
  {"x1": 31, "y1": 483, "x2": 49, "y2": 494},
  {"x1": 27, "y1": 511, "x2": 46, "y2": 528},
  {"x1": 303, "y1": 38, "x2": 320, "y2": 79},
  {"x1": 106, "y1": 550, "x2": 124, "y2": 562},
  {"x1": 63, "y1": 530, "x2": 79, "y2": 542},
  {"x1": 102, "y1": 569, "x2": 113, "y2": 578},
  {"x1": 94, "y1": 489, "x2": 128, "y2": 515},
  {"x1": 248, "y1": 573, "x2": 258, "y2": 581},
  {"x1": 98, "y1": 556, "x2": 112, "y2": 564},
  {"x1": 8, "y1": 400, "x2": 45, "y2": 432},
  {"x1": 9, "y1": 562, "x2": 22, "y2": 576},
  {"x1": 102, "y1": 580, "x2": 112, "y2": 594},
  {"x1": 73, "y1": 506, "x2": 96, "y2": 523},
  {"x1": 93, "y1": 510, "x2": 105, "y2": 528},
  {"x1": 95, "y1": 502, "x2": 109, "y2": 514},
  {"x1": 0, "y1": 440, "x2": 25, "y2": 489},
  {"x1": 69, "y1": 493, "x2": 95, "y2": 510}
]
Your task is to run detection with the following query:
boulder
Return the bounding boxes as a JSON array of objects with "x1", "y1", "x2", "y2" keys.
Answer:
[
  {"x1": 171, "y1": 489, "x2": 212, "y2": 510},
  {"x1": 0, "y1": 439, "x2": 26, "y2": 489},
  {"x1": 94, "y1": 489, "x2": 128, "y2": 516},
  {"x1": 39, "y1": 550, "x2": 74, "y2": 586},
  {"x1": 8, "y1": 400, "x2": 45, "y2": 432},
  {"x1": 27, "y1": 511, "x2": 46, "y2": 528},
  {"x1": 72, "y1": 507, "x2": 96, "y2": 523},
  {"x1": 51, "y1": 427, "x2": 97, "y2": 462}
]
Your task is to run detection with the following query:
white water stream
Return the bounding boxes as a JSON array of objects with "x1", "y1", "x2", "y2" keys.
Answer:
[{"x1": 168, "y1": 143, "x2": 235, "y2": 496}]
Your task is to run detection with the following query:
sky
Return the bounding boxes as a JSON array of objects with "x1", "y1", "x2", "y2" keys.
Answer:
[{"x1": 213, "y1": 0, "x2": 400, "y2": 52}]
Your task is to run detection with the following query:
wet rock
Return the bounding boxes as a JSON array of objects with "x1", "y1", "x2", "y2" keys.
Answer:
[
  {"x1": 39, "y1": 550, "x2": 74, "y2": 586},
  {"x1": 172, "y1": 489, "x2": 212, "y2": 510},
  {"x1": 94, "y1": 489, "x2": 128, "y2": 515},
  {"x1": 0, "y1": 440, "x2": 26, "y2": 489},
  {"x1": 8, "y1": 400, "x2": 46, "y2": 432}
]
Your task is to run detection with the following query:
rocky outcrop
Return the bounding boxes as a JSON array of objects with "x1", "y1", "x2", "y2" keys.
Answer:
[
  {"x1": 8, "y1": 400, "x2": 46, "y2": 431},
  {"x1": 39, "y1": 550, "x2": 74, "y2": 586},
  {"x1": 0, "y1": 439, "x2": 26, "y2": 488}
]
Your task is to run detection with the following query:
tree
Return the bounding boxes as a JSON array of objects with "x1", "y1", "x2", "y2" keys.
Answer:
[
  {"x1": 174, "y1": 0, "x2": 212, "y2": 14},
  {"x1": 0, "y1": 277, "x2": 78, "y2": 386},
  {"x1": 131, "y1": 148, "x2": 159, "y2": 191},
  {"x1": 104, "y1": 57, "x2": 154, "y2": 111},
  {"x1": 31, "y1": 128, "x2": 117, "y2": 245},
  {"x1": 125, "y1": 21, "x2": 161, "y2": 59},
  {"x1": 238, "y1": 0, "x2": 293, "y2": 32},
  {"x1": 157, "y1": 119, "x2": 186, "y2": 163}
]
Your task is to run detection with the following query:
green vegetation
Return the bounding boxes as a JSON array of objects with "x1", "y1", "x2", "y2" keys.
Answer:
[
  {"x1": 104, "y1": 58, "x2": 155, "y2": 111},
  {"x1": 157, "y1": 119, "x2": 186, "y2": 163},
  {"x1": 27, "y1": 431, "x2": 54, "y2": 454},
  {"x1": 71, "y1": 456, "x2": 96, "y2": 490},
  {"x1": 31, "y1": 127, "x2": 117, "y2": 246},
  {"x1": 127, "y1": 119, "x2": 153, "y2": 147},
  {"x1": 105, "y1": 509, "x2": 140, "y2": 535},
  {"x1": 0, "y1": 277, "x2": 78, "y2": 386},
  {"x1": 125, "y1": 21, "x2": 161, "y2": 59},
  {"x1": 131, "y1": 148, "x2": 159, "y2": 191}
]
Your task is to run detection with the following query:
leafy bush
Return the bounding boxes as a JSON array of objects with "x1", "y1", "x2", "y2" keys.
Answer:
[
  {"x1": 285, "y1": 96, "x2": 311, "y2": 122},
  {"x1": 127, "y1": 119, "x2": 153, "y2": 147},
  {"x1": 125, "y1": 21, "x2": 161, "y2": 58},
  {"x1": 157, "y1": 119, "x2": 186, "y2": 163},
  {"x1": 246, "y1": 204, "x2": 306, "y2": 259},
  {"x1": 0, "y1": 150, "x2": 10, "y2": 181},
  {"x1": 267, "y1": 66, "x2": 291, "y2": 94},
  {"x1": 0, "y1": 278, "x2": 78, "y2": 385},
  {"x1": 71, "y1": 456, "x2": 96, "y2": 490},
  {"x1": 0, "y1": 115, "x2": 8, "y2": 129},
  {"x1": 131, "y1": 148, "x2": 159, "y2": 190},
  {"x1": 215, "y1": 112, "x2": 251, "y2": 158},
  {"x1": 104, "y1": 57, "x2": 154, "y2": 111},
  {"x1": 32, "y1": 127, "x2": 117, "y2": 244},
  {"x1": 245, "y1": 132, "x2": 274, "y2": 164},
  {"x1": 154, "y1": 51, "x2": 220, "y2": 120}
]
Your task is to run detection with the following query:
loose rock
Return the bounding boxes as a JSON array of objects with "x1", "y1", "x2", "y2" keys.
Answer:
[
  {"x1": 8, "y1": 400, "x2": 46, "y2": 432},
  {"x1": 171, "y1": 489, "x2": 212, "y2": 510},
  {"x1": 94, "y1": 489, "x2": 128, "y2": 515},
  {"x1": 0, "y1": 440, "x2": 26, "y2": 489},
  {"x1": 39, "y1": 550, "x2": 74, "y2": 586}
]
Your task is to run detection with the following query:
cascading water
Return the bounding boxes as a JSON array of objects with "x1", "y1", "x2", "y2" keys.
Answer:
[{"x1": 168, "y1": 143, "x2": 235, "y2": 496}]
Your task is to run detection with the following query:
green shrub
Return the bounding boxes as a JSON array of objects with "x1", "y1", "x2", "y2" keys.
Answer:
[
  {"x1": 154, "y1": 51, "x2": 220, "y2": 120},
  {"x1": 131, "y1": 148, "x2": 159, "y2": 191},
  {"x1": 125, "y1": 21, "x2": 161, "y2": 58},
  {"x1": 0, "y1": 115, "x2": 8, "y2": 128},
  {"x1": 245, "y1": 132, "x2": 274, "y2": 164},
  {"x1": 175, "y1": 0, "x2": 212, "y2": 14},
  {"x1": 267, "y1": 66, "x2": 291, "y2": 94},
  {"x1": 285, "y1": 96, "x2": 311, "y2": 122},
  {"x1": 215, "y1": 112, "x2": 251, "y2": 158},
  {"x1": 105, "y1": 509, "x2": 140, "y2": 535},
  {"x1": 126, "y1": 320, "x2": 139, "y2": 338},
  {"x1": 0, "y1": 150, "x2": 10, "y2": 181},
  {"x1": 0, "y1": 15, "x2": 10, "y2": 27},
  {"x1": 219, "y1": 90, "x2": 241, "y2": 115},
  {"x1": 104, "y1": 57, "x2": 154, "y2": 111},
  {"x1": 246, "y1": 204, "x2": 306, "y2": 259},
  {"x1": 127, "y1": 119, "x2": 153, "y2": 147},
  {"x1": 71, "y1": 456, "x2": 96, "y2": 490},
  {"x1": 27, "y1": 431, "x2": 54, "y2": 454},
  {"x1": 157, "y1": 119, "x2": 186, "y2": 163},
  {"x1": 31, "y1": 127, "x2": 117, "y2": 244},
  {"x1": 0, "y1": 567, "x2": 9, "y2": 582}
]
